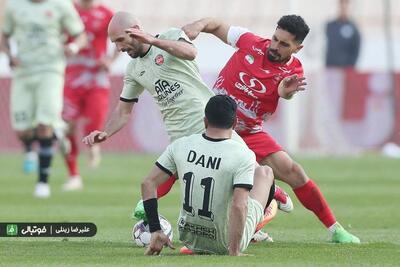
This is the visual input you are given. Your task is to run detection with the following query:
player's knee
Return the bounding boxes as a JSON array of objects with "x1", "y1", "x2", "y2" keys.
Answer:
[
  {"x1": 255, "y1": 165, "x2": 274, "y2": 184},
  {"x1": 16, "y1": 130, "x2": 34, "y2": 141},
  {"x1": 36, "y1": 124, "x2": 53, "y2": 138}
]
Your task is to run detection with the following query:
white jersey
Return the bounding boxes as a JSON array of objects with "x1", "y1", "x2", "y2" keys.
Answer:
[{"x1": 156, "y1": 133, "x2": 256, "y2": 254}]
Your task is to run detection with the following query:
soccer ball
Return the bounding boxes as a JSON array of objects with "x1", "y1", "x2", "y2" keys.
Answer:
[{"x1": 132, "y1": 215, "x2": 173, "y2": 247}]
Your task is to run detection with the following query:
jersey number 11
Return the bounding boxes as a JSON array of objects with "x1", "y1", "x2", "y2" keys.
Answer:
[{"x1": 182, "y1": 172, "x2": 215, "y2": 221}]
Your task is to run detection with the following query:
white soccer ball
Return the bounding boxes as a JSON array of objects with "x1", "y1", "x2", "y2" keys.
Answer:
[{"x1": 132, "y1": 215, "x2": 173, "y2": 247}]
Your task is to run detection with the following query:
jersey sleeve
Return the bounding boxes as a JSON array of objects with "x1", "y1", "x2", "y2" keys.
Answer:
[
  {"x1": 60, "y1": 1, "x2": 85, "y2": 37},
  {"x1": 227, "y1": 26, "x2": 249, "y2": 48},
  {"x1": 232, "y1": 150, "x2": 256, "y2": 190},
  {"x1": 120, "y1": 62, "x2": 144, "y2": 102},
  {"x1": 228, "y1": 26, "x2": 260, "y2": 50},
  {"x1": 159, "y1": 27, "x2": 193, "y2": 44},
  {"x1": 2, "y1": 3, "x2": 14, "y2": 36},
  {"x1": 156, "y1": 143, "x2": 177, "y2": 176}
]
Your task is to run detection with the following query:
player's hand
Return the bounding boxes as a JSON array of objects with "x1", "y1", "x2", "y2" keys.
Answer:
[
  {"x1": 145, "y1": 231, "x2": 175, "y2": 256},
  {"x1": 9, "y1": 56, "x2": 21, "y2": 68},
  {"x1": 278, "y1": 74, "x2": 307, "y2": 99},
  {"x1": 181, "y1": 23, "x2": 202, "y2": 41},
  {"x1": 125, "y1": 28, "x2": 156, "y2": 45},
  {"x1": 97, "y1": 56, "x2": 113, "y2": 71},
  {"x1": 82, "y1": 131, "x2": 108, "y2": 146},
  {"x1": 64, "y1": 43, "x2": 80, "y2": 57}
]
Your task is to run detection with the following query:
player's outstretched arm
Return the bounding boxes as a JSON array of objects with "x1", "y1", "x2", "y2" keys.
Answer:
[
  {"x1": 228, "y1": 187, "x2": 249, "y2": 256},
  {"x1": 182, "y1": 17, "x2": 230, "y2": 44},
  {"x1": 65, "y1": 32, "x2": 87, "y2": 57},
  {"x1": 142, "y1": 166, "x2": 175, "y2": 255},
  {"x1": 82, "y1": 100, "x2": 134, "y2": 146},
  {"x1": 125, "y1": 28, "x2": 197, "y2": 60}
]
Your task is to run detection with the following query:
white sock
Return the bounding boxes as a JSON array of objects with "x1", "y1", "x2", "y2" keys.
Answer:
[{"x1": 328, "y1": 222, "x2": 341, "y2": 234}]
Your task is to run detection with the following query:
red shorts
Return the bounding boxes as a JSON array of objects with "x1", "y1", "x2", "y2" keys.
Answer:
[
  {"x1": 63, "y1": 87, "x2": 109, "y2": 135},
  {"x1": 240, "y1": 131, "x2": 283, "y2": 163}
]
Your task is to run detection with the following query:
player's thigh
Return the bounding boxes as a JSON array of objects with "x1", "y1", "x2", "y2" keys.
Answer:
[
  {"x1": 35, "y1": 72, "x2": 64, "y2": 127},
  {"x1": 10, "y1": 75, "x2": 35, "y2": 131},
  {"x1": 82, "y1": 89, "x2": 110, "y2": 134},
  {"x1": 261, "y1": 151, "x2": 307, "y2": 187},
  {"x1": 62, "y1": 87, "x2": 83, "y2": 123},
  {"x1": 240, "y1": 197, "x2": 264, "y2": 252},
  {"x1": 241, "y1": 132, "x2": 283, "y2": 163}
]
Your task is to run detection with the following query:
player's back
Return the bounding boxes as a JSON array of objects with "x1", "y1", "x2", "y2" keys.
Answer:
[{"x1": 170, "y1": 133, "x2": 255, "y2": 254}]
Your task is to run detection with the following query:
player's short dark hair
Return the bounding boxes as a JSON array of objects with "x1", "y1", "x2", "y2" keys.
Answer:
[
  {"x1": 205, "y1": 95, "x2": 237, "y2": 129},
  {"x1": 277, "y1": 15, "x2": 310, "y2": 43}
]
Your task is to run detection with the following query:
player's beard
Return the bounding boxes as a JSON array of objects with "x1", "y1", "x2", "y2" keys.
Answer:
[{"x1": 267, "y1": 49, "x2": 282, "y2": 62}]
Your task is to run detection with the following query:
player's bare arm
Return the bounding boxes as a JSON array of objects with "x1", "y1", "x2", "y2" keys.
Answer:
[
  {"x1": 98, "y1": 47, "x2": 120, "y2": 71},
  {"x1": 182, "y1": 17, "x2": 230, "y2": 44},
  {"x1": 125, "y1": 28, "x2": 197, "y2": 60},
  {"x1": 141, "y1": 166, "x2": 175, "y2": 255},
  {"x1": 1, "y1": 33, "x2": 20, "y2": 67},
  {"x1": 228, "y1": 187, "x2": 249, "y2": 256},
  {"x1": 278, "y1": 74, "x2": 307, "y2": 99},
  {"x1": 82, "y1": 100, "x2": 134, "y2": 146},
  {"x1": 64, "y1": 32, "x2": 88, "y2": 57}
]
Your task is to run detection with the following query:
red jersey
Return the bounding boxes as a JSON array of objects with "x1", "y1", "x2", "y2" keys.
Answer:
[
  {"x1": 213, "y1": 27, "x2": 304, "y2": 134},
  {"x1": 65, "y1": 4, "x2": 113, "y2": 89}
]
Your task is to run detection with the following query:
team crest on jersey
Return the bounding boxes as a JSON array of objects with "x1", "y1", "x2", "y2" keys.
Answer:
[
  {"x1": 245, "y1": 55, "x2": 254, "y2": 64},
  {"x1": 45, "y1": 10, "x2": 53, "y2": 18},
  {"x1": 155, "y1": 54, "x2": 164, "y2": 65}
]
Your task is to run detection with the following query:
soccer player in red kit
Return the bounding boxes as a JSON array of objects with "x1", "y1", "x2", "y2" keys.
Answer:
[
  {"x1": 182, "y1": 15, "x2": 360, "y2": 243},
  {"x1": 62, "y1": 0, "x2": 118, "y2": 190}
]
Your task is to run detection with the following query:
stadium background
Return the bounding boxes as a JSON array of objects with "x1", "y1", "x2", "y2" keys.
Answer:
[{"x1": 0, "y1": 0, "x2": 399, "y2": 155}]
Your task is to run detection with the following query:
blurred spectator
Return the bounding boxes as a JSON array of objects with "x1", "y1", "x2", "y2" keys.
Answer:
[
  {"x1": 1, "y1": 0, "x2": 86, "y2": 198},
  {"x1": 325, "y1": 0, "x2": 361, "y2": 68},
  {"x1": 315, "y1": 0, "x2": 362, "y2": 154},
  {"x1": 62, "y1": 0, "x2": 117, "y2": 191}
]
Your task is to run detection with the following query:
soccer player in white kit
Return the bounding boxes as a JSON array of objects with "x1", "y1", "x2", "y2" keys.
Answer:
[{"x1": 141, "y1": 95, "x2": 275, "y2": 255}]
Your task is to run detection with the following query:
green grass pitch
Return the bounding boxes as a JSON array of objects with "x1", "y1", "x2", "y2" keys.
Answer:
[{"x1": 0, "y1": 153, "x2": 399, "y2": 266}]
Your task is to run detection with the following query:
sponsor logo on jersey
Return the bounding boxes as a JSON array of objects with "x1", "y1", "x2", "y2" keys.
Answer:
[
  {"x1": 154, "y1": 79, "x2": 183, "y2": 106},
  {"x1": 45, "y1": 10, "x2": 53, "y2": 18},
  {"x1": 252, "y1": 46, "x2": 264, "y2": 56},
  {"x1": 245, "y1": 54, "x2": 254, "y2": 64},
  {"x1": 234, "y1": 72, "x2": 266, "y2": 98},
  {"x1": 139, "y1": 70, "x2": 145, "y2": 76},
  {"x1": 155, "y1": 54, "x2": 164, "y2": 65}
]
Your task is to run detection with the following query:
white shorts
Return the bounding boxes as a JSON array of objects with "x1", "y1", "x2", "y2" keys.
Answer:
[{"x1": 10, "y1": 72, "x2": 65, "y2": 131}]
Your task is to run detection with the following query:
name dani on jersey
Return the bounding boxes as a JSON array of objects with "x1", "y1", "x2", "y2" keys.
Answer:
[{"x1": 187, "y1": 150, "x2": 222, "y2": 170}]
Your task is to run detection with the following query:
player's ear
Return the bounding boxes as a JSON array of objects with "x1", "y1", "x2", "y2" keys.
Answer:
[
  {"x1": 232, "y1": 117, "x2": 237, "y2": 129},
  {"x1": 204, "y1": 117, "x2": 208, "y2": 129},
  {"x1": 294, "y1": 44, "x2": 303, "y2": 54}
]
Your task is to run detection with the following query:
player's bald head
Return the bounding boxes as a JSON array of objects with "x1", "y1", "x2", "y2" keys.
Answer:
[{"x1": 108, "y1": 12, "x2": 140, "y2": 39}]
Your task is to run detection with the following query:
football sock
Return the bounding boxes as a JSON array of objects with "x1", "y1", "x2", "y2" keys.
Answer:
[
  {"x1": 328, "y1": 222, "x2": 342, "y2": 234},
  {"x1": 22, "y1": 136, "x2": 35, "y2": 153},
  {"x1": 65, "y1": 134, "x2": 79, "y2": 176},
  {"x1": 293, "y1": 179, "x2": 336, "y2": 228},
  {"x1": 265, "y1": 181, "x2": 275, "y2": 210},
  {"x1": 156, "y1": 175, "x2": 176, "y2": 198},
  {"x1": 38, "y1": 137, "x2": 54, "y2": 183}
]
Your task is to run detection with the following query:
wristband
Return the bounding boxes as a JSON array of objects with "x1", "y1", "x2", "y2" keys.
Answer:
[
  {"x1": 67, "y1": 42, "x2": 79, "y2": 55},
  {"x1": 143, "y1": 198, "x2": 161, "y2": 232}
]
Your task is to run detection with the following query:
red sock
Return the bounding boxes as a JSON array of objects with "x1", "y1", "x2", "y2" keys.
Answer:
[
  {"x1": 293, "y1": 179, "x2": 336, "y2": 228},
  {"x1": 157, "y1": 175, "x2": 176, "y2": 198},
  {"x1": 65, "y1": 134, "x2": 79, "y2": 177}
]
